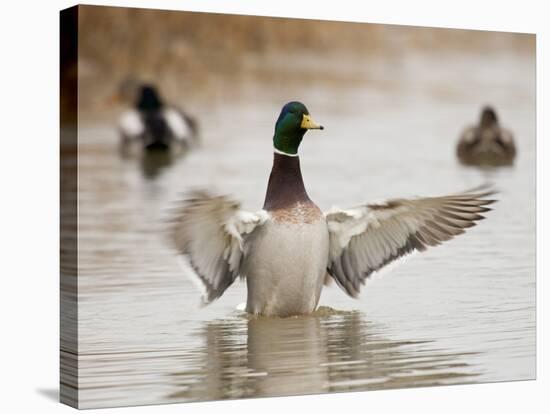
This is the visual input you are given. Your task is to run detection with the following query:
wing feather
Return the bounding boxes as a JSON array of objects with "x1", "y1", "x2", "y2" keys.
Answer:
[
  {"x1": 169, "y1": 191, "x2": 268, "y2": 304},
  {"x1": 325, "y1": 187, "x2": 496, "y2": 297}
]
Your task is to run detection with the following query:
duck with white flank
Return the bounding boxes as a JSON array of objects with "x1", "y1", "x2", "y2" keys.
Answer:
[
  {"x1": 170, "y1": 101, "x2": 496, "y2": 317},
  {"x1": 457, "y1": 106, "x2": 516, "y2": 166},
  {"x1": 113, "y1": 79, "x2": 199, "y2": 154}
]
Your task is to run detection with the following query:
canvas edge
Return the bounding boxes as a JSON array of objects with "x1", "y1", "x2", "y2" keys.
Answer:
[{"x1": 60, "y1": 4, "x2": 79, "y2": 409}]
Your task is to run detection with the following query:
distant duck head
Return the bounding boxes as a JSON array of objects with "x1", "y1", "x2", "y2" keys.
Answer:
[
  {"x1": 110, "y1": 78, "x2": 164, "y2": 112},
  {"x1": 273, "y1": 101, "x2": 324, "y2": 156},
  {"x1": 480, "y1": 106, "x2": 498, "y2": 128},
  {"x1": 136, "y1": 85, "x2": 164, "y2": 112}
]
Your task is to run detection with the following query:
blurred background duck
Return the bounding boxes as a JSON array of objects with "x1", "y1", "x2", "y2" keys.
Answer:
[
  {"x1": 457, "y1": 106, "x2": 516, "y2": 167},
  {"x1": 110, "y1": 78, "x2": 199, "y2": 155}
]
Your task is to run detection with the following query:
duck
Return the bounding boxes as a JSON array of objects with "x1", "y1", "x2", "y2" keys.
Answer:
[
  {"x1": 169, "y1": 101, "x2": 496, "y2": 317},
  {"x1": 112, "y1": 78, "x2": 199, "y2": 154},
  {"x1": 457, "y1": 106, "x2": 516, "y2": 166}
]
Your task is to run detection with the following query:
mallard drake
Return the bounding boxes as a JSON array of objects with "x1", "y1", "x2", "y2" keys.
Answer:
[
  {"x1": 113, "y1": 79, "x2": 199, "y2": 153},
  {"x1": 457, "y1": 106, "x2": 516, "y2": 166},
  {"x1": 169, "y1": 101, "x2": 496, "y2": 317}
]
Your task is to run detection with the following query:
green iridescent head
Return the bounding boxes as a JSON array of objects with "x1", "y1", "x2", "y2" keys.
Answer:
[{"x1": 273, "y1": 101, "x2": 324, "y2": 155}]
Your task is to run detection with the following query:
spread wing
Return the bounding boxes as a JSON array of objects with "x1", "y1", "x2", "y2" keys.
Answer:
[
  {"x1": 118, "y1": 109, "x2": 144, "y2": 140},
  {"x1": 168, "y1": 191, "x2": 268, "y2": 305},
  {"x1": 499, "y1": 129, "x2": 517, "y2": 156},
  {"x1": 325, "y1": 186, "x2": 496, "y2": 297},
  {"x1": 163, "y1": 107, "x2": 197, "y2": 146}
]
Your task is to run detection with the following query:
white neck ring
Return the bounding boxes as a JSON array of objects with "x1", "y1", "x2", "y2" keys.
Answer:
[{"x1": 273, "y1": 147, "x2": 299, "y2": 157}]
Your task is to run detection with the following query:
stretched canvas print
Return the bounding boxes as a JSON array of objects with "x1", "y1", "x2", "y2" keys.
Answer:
[{"x1": 60, "y1": 4, "x2": 536, "y2": 409}]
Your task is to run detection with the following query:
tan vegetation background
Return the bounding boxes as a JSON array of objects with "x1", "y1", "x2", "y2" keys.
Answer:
[{"x1": 76, "y1": 5, "x2": 534, "y2": 113}]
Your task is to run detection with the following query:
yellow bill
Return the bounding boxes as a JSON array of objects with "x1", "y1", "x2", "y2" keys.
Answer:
[{"x1": 301, "y1": 114, "x2": 324, "y2": 130}]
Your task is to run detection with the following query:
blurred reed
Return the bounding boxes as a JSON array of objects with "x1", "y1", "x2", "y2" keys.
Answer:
[{"x1": 76, "y1": 5, "x2": 534, "y2": 113}]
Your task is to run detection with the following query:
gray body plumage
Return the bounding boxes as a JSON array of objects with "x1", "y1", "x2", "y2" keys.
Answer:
[{"x1": 243, "y1": 210, "x2": 329, "y2": 316}]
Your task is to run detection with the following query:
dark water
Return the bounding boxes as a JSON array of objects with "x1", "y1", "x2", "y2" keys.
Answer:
[{"x1": 67, "y1": 50, "x2": 535, "y2": 408}]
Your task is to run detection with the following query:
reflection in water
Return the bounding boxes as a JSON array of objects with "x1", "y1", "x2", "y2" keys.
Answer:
[
  {"x1": 168, "y1": 310, "x2": 477, "y2": 402},
  {"x1": 119, "y1": 145, "x2": 188, "y2": 180},
  {"x1": 139, "y1": 149, "x2": 177, "y2": 179}
]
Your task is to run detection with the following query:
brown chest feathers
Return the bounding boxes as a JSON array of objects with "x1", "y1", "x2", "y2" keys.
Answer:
[{"x1": 270, "y1": 201, "x2": 323, "y2": 224}]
